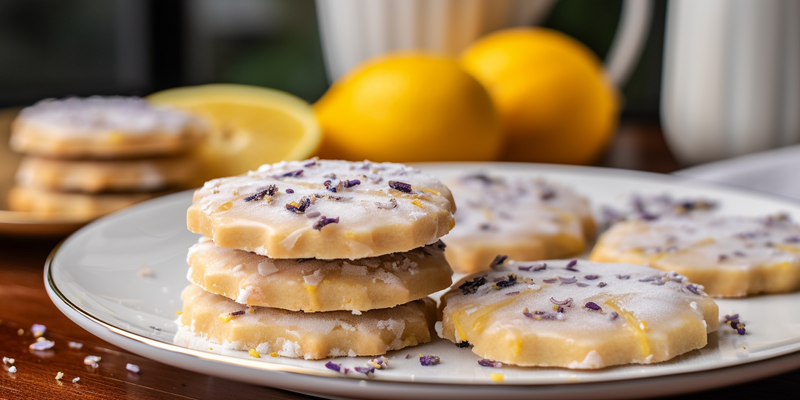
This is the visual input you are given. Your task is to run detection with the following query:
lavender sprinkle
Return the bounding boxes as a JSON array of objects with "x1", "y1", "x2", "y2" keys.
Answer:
[
  {"x1": 478, "y1": 359, "x2": 503, "y2": 368},
  {"x1": 325, "y1": 361, "x2": 342, "y2": 372},
  {"x1": 388, "y1": 180, "x2": 413, "y2": 193},
  {"x1": 489, "y1": 254, "x2": 508, "y2": 270},
  {"x1": 419, "y1": 355, "x2": 440, "y2": 366},
  {"x1": 281, "y1": 169, "x2": 304, "y2": 177},
  {"x1": 584, "y1": 275, "x2": 599, "y2": 280},
  {"x1": 584, "y1": 302, "x2": 602, "y2": 311},
  {"x1": 565, "y1": 259, "x2": 578, "y2": 271},
  {"x1": 313, "y1": 216, "x2": 340, "y2": 230}
]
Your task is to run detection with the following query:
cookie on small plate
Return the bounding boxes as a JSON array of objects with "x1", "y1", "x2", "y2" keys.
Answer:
[
  {"x1": 16, "y1": 155, "x2": 199, "y2": 193},
  {"x1": 439, "y1": 259, "x2": 718, "y2": 368},
  {"x1": 186, "y1": 237, "x2": 452, "y2": 312},
  {"x1": 443, "y1": 174, "x2": 595, "y2": 273},
  {"x1": 187, "y1": 159, "x2": 456, "y2": 259},
  {"x1": 178, "y1": 284, "x2": 437, "y2": 359},
  {"x1": 10, "y1": 97, "x2": 206, "y2": 158},
  {"x1": 590, "y1": 213, "x2": 800, "y2": 297}
]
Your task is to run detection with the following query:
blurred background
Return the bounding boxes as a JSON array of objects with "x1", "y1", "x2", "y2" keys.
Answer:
[{"x1": 0, "y1": 0, "x2": 664, "y2": 117}]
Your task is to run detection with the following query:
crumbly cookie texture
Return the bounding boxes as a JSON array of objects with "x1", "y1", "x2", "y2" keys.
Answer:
[
  {"x1": 187, "y1": 159, "x2": 456, "y2": 259},
  {"x1": 186, "y1": 237, "x2": 452, "y2": 312},
  {"x1": 179, "y1": 284, "x2": 437, "y2": 359},
  {"x1": 8, "y1": 185, "x2": 156, "y2": 219},
  {"x1": 443, "y1": 174, "x2": 595, "y2": 273},
  {"x1": 15, "y1": 155, "x2": 199, "y2": 193},
  {"x1": 590, "y1": 213, "x2": 800, "y2": 297},
  {"x1": 10, "y1": 97, "x2": 206, "y2": 158},
  {"x1": 440, "y1": 259, "x2": 718, "y2": 369}
]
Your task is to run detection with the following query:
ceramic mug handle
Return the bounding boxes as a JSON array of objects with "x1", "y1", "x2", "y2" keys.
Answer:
[{"x1": 605, "y1": 0, "x2": 654, "y2": 87}]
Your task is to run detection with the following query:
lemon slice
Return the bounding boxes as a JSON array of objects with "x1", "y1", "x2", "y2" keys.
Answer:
[{"x1": 148, "y1": 84, "x2": 321, "y2": 183}]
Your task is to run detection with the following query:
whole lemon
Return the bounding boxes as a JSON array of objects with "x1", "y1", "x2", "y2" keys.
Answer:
[
  {"x1": 461, "y1": 28, "x2": 619, "y2": 165},
  {"x1": 314, "y1": 52, "x2": 503, "y2": 162}
]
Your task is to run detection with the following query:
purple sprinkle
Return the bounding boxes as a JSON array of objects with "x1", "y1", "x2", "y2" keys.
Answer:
[
  {"x1": 536, "y1": 312, "x2": 562, "y2": 320},
  {"x1": 29, "y1": 340, "x2": 55, "y2": 351},
  {"x1": 559, "y1": 276, "x2": 577, "y2": 284},
  {"x1": 549, "y1": 297, "x2": 573, "y2": 306},
  {"x1": 489, "y1": 254, "x2": 508, "y2": 270},
  {"x1": 286, "y1": 188, "x2": 294, "y2": 194},
  {"x1": 686, "y1": 284, "x2": 700, "y2": 295},
  {"x1": 354, "y1": 366, "x2": 375, "y2": 376},
  {"x1": 517, "y1": 265, "x2": 531, "y2": 271},
  {"x1": 285, "y1": 197, "x2": 312, "y2": 213},
  {"x1": 733, "y1": 251, "x2": 746, "y2": 257},
  {"x1": 725, "y1": 314, "x2": 740, "y2": 321},
  {"x1": 584, "y1": 302, "x2": 602, "y2": 311},
  {"x1": 598, "y1": 282, "x2": 607, "y2": 288},
  {"x1": 229, "y1": 310, "x2": 246, "y2": 317},
  {"x1": 505, "y1": 291, "x2": 520, "y2": 296},
  {"x1": 616, "y1": 275, "x2": 630, "y2": 280},
  {"x1": 459, "y1": 276, "x2": 487, "y2": 295},
  {"x1": 522, "y1": 310, "x2": 534, "y2": 318},
  {"x1": 455, "y1": 341, "x2": 471, "y2": 348},
  {"x1": 638, "y1": 275, "x2": 660, "y2": 282},
  {"x1": 542, "y1": 278, "x2": 558, "y2": 284},
  {"x1": 540, "y1": 187, "x2": 556, "y2": 200},
  {"x1": 494, "y1": 274, "x2": 518, "y2": 289},
  {"x1": 576, "y1": 282, "x2": 589, "y2": 287},
  {"x1": 313, "y1": 215, "x2": 340, "y2": 230},
  {"x1": 126, "y1": 363, "x2": 140, "y2": 374},
  {"x1": 477, "y1": 359, "x2": 503, "y2": 368},
  {"x1": 343, "y1": 179, "x2": 361, "y2": 188},
  {"x1": 584, "y1": 275, "x2": 599, "y2": 280},
  {"x1": 737, "y1": 328, "x2": 746, "y2": 335},
  {"x1": 303, "y1": 160, "x2": 317, "y2": 167},
  {"x1": 325, "y1": 361, "x2": 342, "y2": 372},
  {"x1": 419, "y1": 355, "x2": 440, "y2": 366},
  {"x1": 388, "y1": 180, "x2": 413, "y2": 193},
  {"x1": 281, "y1": 169, "x2": 304, "y2": 178},
  {"x1": 405, "y1": 354, "x2": 414, "y2": 359},
  {"x1": 785, "y1": 236, "x2": 800, "y2": 243},
  {"x1": 245, "y1": 185, "x2": 278, "y2": 202},
  {"x1": 31, "y1": 324, "x2": 46, "y2": 337},
  {"x1": 718, "y1": 254, "x2": 729, "y2": 262},
  {"x1": 565, "y1": 259, "x2": 578, "y2": 271},
  {"x1": 609, "y1": 312, "x2": 619, "y2": 321}
]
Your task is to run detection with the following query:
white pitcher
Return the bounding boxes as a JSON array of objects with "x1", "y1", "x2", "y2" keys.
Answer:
[
  {"x1": 661, "y1": 0, "x2": 800, "y2": 165},
  {"x1": 316, "y1": 0, "x2": 653, "y2": 88}
]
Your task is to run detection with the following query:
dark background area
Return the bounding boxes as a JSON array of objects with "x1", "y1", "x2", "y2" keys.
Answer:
[{"x1": 0, "y1": 0, "x2": 666, "y2": 118}]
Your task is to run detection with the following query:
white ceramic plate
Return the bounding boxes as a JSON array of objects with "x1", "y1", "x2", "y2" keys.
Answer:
[{"x1": 46, "y1": 163, "x2": 800, "y2": 399}]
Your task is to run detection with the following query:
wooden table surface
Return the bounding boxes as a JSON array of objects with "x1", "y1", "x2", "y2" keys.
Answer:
[{"x1": 2, "y1": 120, "x2": 799, "y2": 399}]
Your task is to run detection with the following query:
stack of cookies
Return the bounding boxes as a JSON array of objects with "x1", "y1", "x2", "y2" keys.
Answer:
[
  {"x1": 8, "y1": 97, "x2": 206, "y2": 219},
  {"x1": 177, "y1": 159, "x2": 456, "y2": 359}
]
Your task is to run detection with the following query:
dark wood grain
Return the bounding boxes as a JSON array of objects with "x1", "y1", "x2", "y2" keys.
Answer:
[{"x1": 1, "y1": 121, "x2": 798, "y2": 399}]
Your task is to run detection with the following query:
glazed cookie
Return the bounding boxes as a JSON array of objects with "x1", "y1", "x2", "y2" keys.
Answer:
[
  {"x1": 590, "y1": 214, "x2": 800, "y2": 297},
  {"x1": 16, "y1": 155, "x2": 199, "y2": 193},
  {"x1": 187, "y1": 159, "x2": 456, "y2": 259},
  {"x1": 439, "y1": 259, "x2": 718, "y2": 369},
  {"x1": 178, "y1": 284, "x2": 437, "y2": 359},
  {"x1": 187, "y1": 237, "x2": 452, "y2": 312},
  {"x1": 10, "y1": 97, "x2": 206, "y2": 158},
  {"x1": 443, "y1": 174, "x2": 595, "y2": 273},
  {"x1": 8, "y1": 185, "x2": 155, "y2": 219}
]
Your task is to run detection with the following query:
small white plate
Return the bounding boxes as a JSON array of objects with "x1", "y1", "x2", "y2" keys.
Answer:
[{"x1": 46, "y1": 163, "x2": 800, "y2": 399}]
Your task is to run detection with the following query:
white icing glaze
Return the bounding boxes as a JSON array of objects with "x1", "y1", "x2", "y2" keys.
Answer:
[
  {"x1": 600, "y1": 214, "x2": 800, "y2": 271},
  {"x1": 445, "y1": 174, "x2": 592, "y2": 240},
  {"x1": 18, "y1": 97, "x2": 204, "y2": 137},
  {"x1": 190, "y1": 159, "x2": 455, "y2": 259}
]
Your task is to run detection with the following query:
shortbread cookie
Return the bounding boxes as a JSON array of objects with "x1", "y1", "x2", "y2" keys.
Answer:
[
  {"x1": 8, "y1": 185, "x2": 155, "y2": 219},
  {"x1": 440, "y1": 259, "x2": 718, "y2": 368},
  {"x1": 590, "y1": 214, "x2": 800, "y2": 297},
  {"x1": 188, "y1": 159, "x2": 456, "y2": 259},
  {"x1": 16, "y1": 155, "x2": 199, "y2": 193},
  {"x1": 443, "y1": 174, "x2": 595, "y2": 273},
  {"x1": 599, "y1": 194, "x2": 717, "y2": 230},
  {"x1": 179, "y1": 284, "x2": 437, "y2": 359},
  {"x1": 10, "y1": 97, "x2": 205, "y2": 158},
  {"x1": 187, "y1": 237, "x2": 451, "y2": 312}
]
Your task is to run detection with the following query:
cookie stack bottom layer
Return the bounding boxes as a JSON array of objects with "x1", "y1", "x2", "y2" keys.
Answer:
[
  {"x1": 177, "y1": 239, "x2": 452, "y2": 359},
  {"x1": 179, "y1": 284, "x2": 437, "y2": 359}
]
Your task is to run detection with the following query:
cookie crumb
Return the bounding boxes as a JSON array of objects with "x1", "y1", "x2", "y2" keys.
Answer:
[
  {"x1": 126, "y1": 363, "x2": 140, "y2": 374},
  {"x1": 55, "y1": 371, "x2": 64, "y2": 380}
]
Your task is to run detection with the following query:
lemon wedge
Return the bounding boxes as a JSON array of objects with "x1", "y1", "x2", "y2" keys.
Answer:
[{"x1": 148, "y1": 84, "x2": 321, "y2": 183}]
